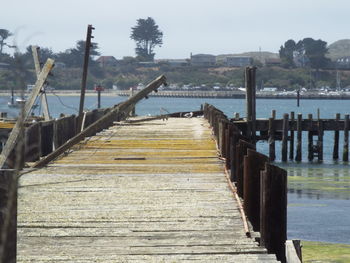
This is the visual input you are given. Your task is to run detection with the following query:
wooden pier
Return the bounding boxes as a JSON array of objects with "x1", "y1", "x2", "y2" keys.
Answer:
[{"x1": 17, "y1": 117, "x2": 279, "y2": 262}]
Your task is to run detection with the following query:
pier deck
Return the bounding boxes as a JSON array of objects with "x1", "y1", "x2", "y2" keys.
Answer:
[{"x1": 17, "y1": 117, "x2": 277, "y2": 262}]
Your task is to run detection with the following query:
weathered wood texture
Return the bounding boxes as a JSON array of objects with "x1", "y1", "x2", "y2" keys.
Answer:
[{"x1": 17, "y1": 118, "x2": 278, "y2": 262}]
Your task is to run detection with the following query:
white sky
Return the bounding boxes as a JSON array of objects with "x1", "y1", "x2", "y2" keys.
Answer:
[{"x1": 2, "y1": 0, "x2": 349, "y2": 59}]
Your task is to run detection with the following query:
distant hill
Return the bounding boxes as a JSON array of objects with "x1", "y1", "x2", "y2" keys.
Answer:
[
  {"x1": 217, "y1": 51, "x2": 279, "y2": 63},
  {"x1": 327, "y1": 39, "x2": 350, "y2": 60}
]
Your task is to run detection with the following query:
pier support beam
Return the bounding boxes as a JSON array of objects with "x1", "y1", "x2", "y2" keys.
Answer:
[
  {"x1": 295, "y1": 114, "x2": 302, "y2": 162},
  {"x1": 343, "y1": 114, "x2": 349, "y2": 162},
  {"x1": 268, "y1": 117, "x2": 275, "y2": 161},
  {"x1": 308, "y1": 114, "x2": 314, "y2": 161},
  {"x1": 333, "y1": 113, "x2": 340, "y2": 160},
  {"x1": 281, "y1": 113, "x2": 289, "y2": 162},
  {"x1": 245, "y1": 66, "x2": 256, "y2": 143},
  {"x1": 289, "y1": 112, "x2": 295, "y2": 160}
]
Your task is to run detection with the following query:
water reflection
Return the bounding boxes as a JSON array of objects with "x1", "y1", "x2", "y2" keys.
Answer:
[{"x1": 283, "y1": 165, "x2": 350, "y2": 200}]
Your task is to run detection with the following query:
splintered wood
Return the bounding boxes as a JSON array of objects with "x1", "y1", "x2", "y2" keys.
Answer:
[{"x1": 17, "y1": 117, "x2": 278, "y2": 262}]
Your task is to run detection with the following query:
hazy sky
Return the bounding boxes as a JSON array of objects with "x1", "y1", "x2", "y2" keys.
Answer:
[{"x1": 2, "y1": 0, "x2": 349, "y2": 59}]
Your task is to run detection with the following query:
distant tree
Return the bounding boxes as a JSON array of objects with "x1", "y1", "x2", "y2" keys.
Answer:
[
  {"x1": 130, "y1": 17, "x2": 163, "y2": 61},
  {"x1": 279, "y1": 39, "x2": 297, "y2": 67},
  {"x1": 56, "y1": 40, "x2": 100, "y2": 67},
  {"x1": 300, "y1": 38, "x2": 330, "y2": 69},
  {"x1": 0, "y1": 29, "x2": 12, "y2": 54},
  {"x1": 279, "y1": 38, "x2": 330, "y2": 69}
]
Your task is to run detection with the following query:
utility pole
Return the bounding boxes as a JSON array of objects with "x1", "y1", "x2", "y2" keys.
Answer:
[{"x1": 77, "y1": 24, "x2": 95, "y2": 132}]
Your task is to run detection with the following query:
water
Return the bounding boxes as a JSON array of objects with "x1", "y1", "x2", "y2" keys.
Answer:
[{"x1": 1, "y1": 94, "x2": 349, "y2": 244}]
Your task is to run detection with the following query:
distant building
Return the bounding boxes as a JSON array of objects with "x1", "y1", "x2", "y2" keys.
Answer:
[
  {"x1": 156, "y1": 59, "x2": 189, "y2": 67},
  {"x1": 336, "y1": 56, "x2": 350, "y2": 68},
  {"x1": 190, "y1": 54, "x2": 216, "y2": 66},
  {"x1": 54, "y1": 62, "x2": 66, "y2": 69},
  {"x1": 293, "y1": 50, "x2": 308, "y2": 67},
  {"x1": 0, "y1": 62, "x2": 10, "y2": 70},
  {"x1": 96, "y1": 56, "x2": 118, "y2": 67},
  {"x1": 261, "y1": 87, "x2": 278, "y2": 92},
  {"x1": 225, "y1": 56, "x2": 252, "y2": 67},
  {"x1": 265, "y1": 58, "x2": 282, "y2": 67}
]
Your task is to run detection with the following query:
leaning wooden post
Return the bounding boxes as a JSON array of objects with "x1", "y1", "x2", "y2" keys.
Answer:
[
  {"x1": 343, "y1": 114, "x2": 349, "y2": 162},
  {"x1": 32, "y1": 45, "x2": 51, "y2": 121},
  {"x1": 333, "y1": 113, "x2": 340, "y2": 160},
  {"x1": 268, "y1": 117, "x2": 275, "y2": 161},
  {"x1": 295, "y1": 113, "x2": 302, "y2": 161},
  {"x1": 289, "y1": 112, "x2": 295, "y2": 160},
  {"x1": 33, "y1": 75, "x2": 167, "y2": 168},
  {"x1": 308, "y1": 114, "x2": 314, "y2": 161},
  {"x1": 281, "y1": 113, "x2": 289, "y2": 162},
  {"x1": 0, "y1": 59, "x2": 55, "y2": 169},
  {"x1": 260, "y1": 163, "x2": 287, "y2": 263},
  {"x1": 77, "y1": 24, "x2": 95, "y2": 132}
]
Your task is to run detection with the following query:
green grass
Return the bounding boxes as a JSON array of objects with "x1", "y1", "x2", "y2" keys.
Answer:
[{"x1": 303, "y1": 241, "x2": 350, "y2": 263}]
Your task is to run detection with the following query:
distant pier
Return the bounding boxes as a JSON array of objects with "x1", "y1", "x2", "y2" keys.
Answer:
[{"x1": 116, "y1": 90, "x2": 350, "y2": 99}]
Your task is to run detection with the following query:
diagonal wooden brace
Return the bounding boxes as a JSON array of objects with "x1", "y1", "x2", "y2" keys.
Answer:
[{"x1": 0, "y1": 58, "x2": 55, "y2": 169}]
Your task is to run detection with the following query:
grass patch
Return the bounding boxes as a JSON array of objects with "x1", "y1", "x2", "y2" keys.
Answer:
[{"x1": 303, "y1": 241, "x2": 350, "y2": 263}]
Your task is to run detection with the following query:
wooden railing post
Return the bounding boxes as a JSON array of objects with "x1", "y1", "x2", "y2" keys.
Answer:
[
  {"x1": 236, "y1": 140, "x2": 255, "y2": 197},
  {"x1": 243, "y1": 149, "x2": 268, "y2": 231},
  {"x1": 260, "y1": 163, "x2": 287, "y2": 262}
]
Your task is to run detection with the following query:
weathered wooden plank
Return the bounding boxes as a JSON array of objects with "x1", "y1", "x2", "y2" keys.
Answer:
[{"x1": 18, "y1": 118, "x2": 277, "y2": 262}]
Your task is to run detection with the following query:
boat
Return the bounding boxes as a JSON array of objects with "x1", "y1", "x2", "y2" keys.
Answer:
[{"x1": 7, "y1": 88, "x2": 38, "y2": 109}]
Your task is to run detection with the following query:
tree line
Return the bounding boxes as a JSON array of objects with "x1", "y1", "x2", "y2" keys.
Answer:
[{"x1": 279, "y1": 38, "x2": 330, "y2": 69}]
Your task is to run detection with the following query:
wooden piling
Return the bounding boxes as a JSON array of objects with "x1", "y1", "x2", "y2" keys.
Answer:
[
  {"x1": 243, "y1": 149, "x2": 268, "y2": 231},
  {"x1": 268, "y1": 117, "x2": 275, "y2": 161},
  {"x1": 245, "y1": 67, "x2": 256, "y2": 143},
  {"x1": 343, "y1": 114, "x2": 349, "y2": 162},
  {"x1": 308, "y1": 114, "x2": 313, "y2": 161},
  {"x1": 289, "y1": 112, "x2": 295, "y2": 160},
  {"x1": 260, "y1": 163, "x2": 287, "y2": 262},
  {"x1": 297, "y1": 89, "x2": 300, "y2": 107},
  {"x1": 317, "y1": 116, "x2": 324, "y2": 161},
  {"x1": 295, "y1": 114, "x2": 302, "y2": 162},
  {"x1": 333, "y1": 113, "x2": 340, "y2": 160},
  {"x1": 281, "y1": 113, "x2": 289, "y2": 162},
  {"x1": 271, "y1": 110, "x2": 276, "y2": 119}
]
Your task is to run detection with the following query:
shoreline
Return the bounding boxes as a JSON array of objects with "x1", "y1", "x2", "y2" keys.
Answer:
[{"x1": 2, "y1": 90, "x2": 350, "y2": 99}]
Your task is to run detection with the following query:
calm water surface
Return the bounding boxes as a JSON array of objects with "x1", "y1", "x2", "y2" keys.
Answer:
[{"x1": 1, "y1": 94, "x2": 349, "y2": 244}]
